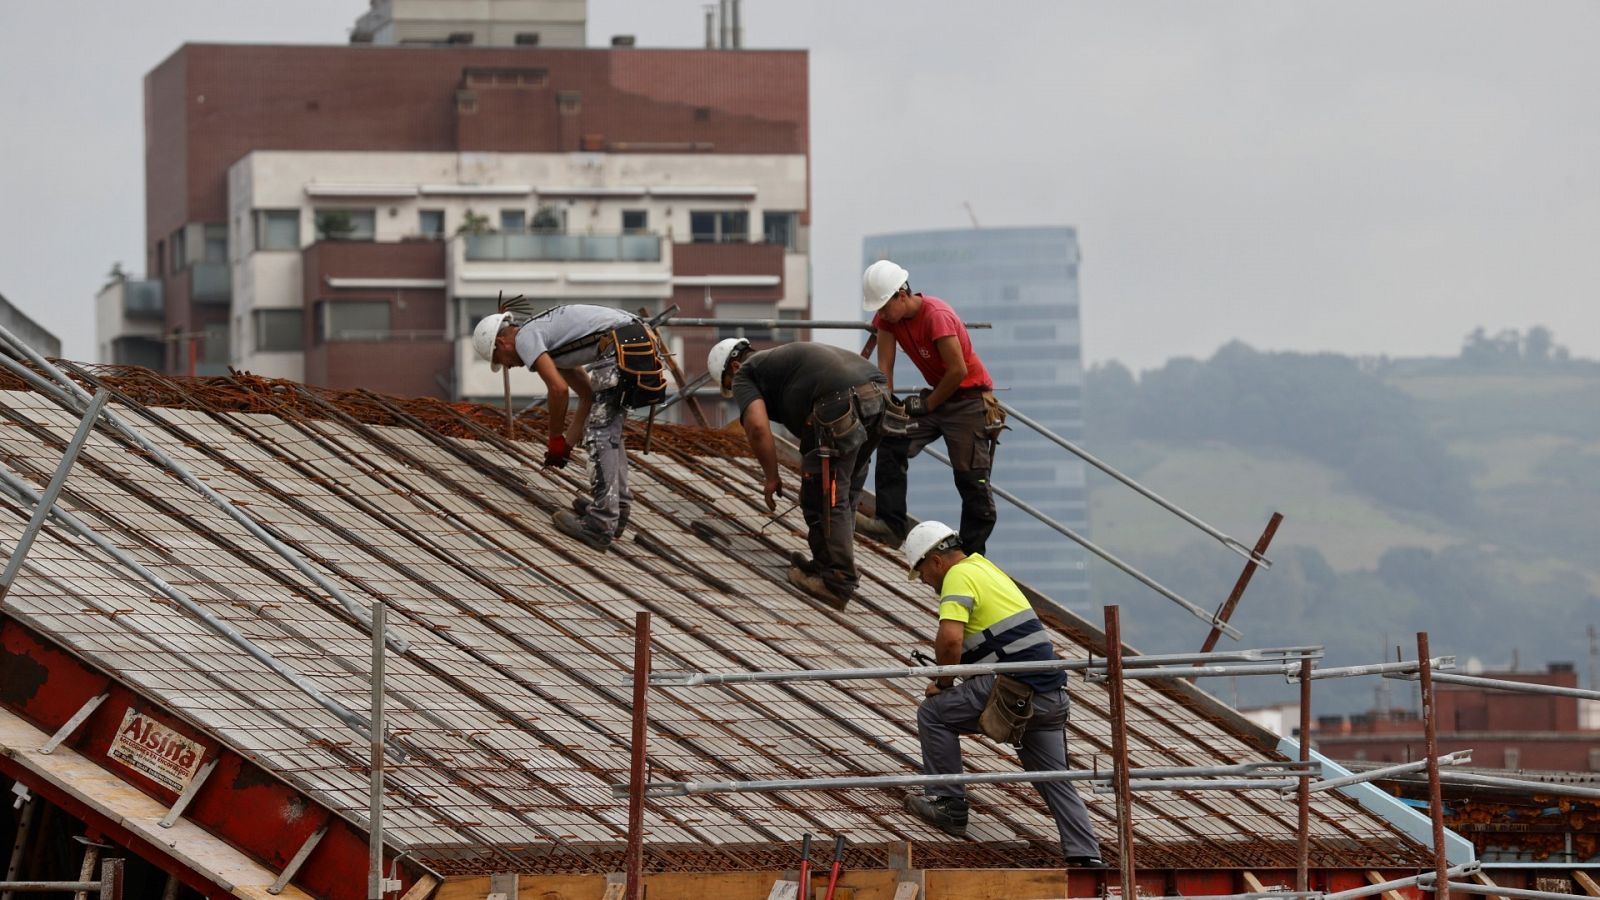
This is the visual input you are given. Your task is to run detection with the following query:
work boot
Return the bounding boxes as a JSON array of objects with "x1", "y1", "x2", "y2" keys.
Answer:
[
  {"x1": 904, "y1": 795, "x2": 969, "y2": 838},
  {"x1": 786, "y1": 565, "x2": 851, "y2": 610},
  {"x1": 572, "y1": 496, "x2": 628, "y2": 539},
  {"x1": 552, "y1": 509, "x2": 611, "y2": 552},
  {"x1": 854, "y1": 513, "x2": 899, "y2": 544},
  {"x1": 1065, "y1": 856, "x2": 1107, "y2": 869},
  {"x1": 788, "y1": 551, "x2": 821, "y2": 576}
]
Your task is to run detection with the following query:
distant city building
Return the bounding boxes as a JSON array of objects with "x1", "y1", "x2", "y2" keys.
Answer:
[
  {"x1": 1318, "y1": 663, "x2": 1600, "y2": 772},
  {"x1": 103, "y1": 3, "x2": 809, "y2": 406},
  {"x1": 0, "y1": 292, "x2": 62, "y2": 358},
  {"x1": 351, "y1": 0, "x2": 588, "y2": 48},
  {"x1": 862, "y1": 227, "x2": 1088, "y2": 611}
]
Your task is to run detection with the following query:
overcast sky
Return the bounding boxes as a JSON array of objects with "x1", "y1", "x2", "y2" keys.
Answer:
[{"x1": 2, "y1": 1, "x2": 1596, "y2": 370}]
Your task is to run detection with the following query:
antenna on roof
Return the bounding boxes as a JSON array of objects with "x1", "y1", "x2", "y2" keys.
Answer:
[{"x1": 962, "y1": 201, "x2": 980, "y2": 229}]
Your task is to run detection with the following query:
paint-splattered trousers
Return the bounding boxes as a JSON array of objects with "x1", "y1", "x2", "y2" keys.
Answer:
[
  {"x1": 577, "y1": 360, "x2": 631, "y2": 539},
  {"x1": 917, "y1": 673, "x2": 1103, "y2": 859}
]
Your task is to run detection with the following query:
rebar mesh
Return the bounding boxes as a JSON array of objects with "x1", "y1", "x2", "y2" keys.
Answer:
[{"x1": 0, "y1": 363, "x2": 1434, "y2": 873}]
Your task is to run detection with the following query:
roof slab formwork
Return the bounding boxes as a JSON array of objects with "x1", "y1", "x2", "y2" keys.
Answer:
[{"x1": 0, "y1": 361, "x2": 1437, "y2": 898}]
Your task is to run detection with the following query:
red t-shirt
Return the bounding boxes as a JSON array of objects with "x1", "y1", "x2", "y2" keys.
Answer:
[{"x1": 871, "y1": 294, "x2": 993, "y2": 390}]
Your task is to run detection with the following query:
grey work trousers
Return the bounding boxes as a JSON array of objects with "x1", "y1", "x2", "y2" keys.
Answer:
[
  {"x1": 576, "y1": 360, "x2": 632, "y2": 539},
  {"x1": 916, "y1": 674, "x2": 1102, "y2": 859},
  {"x1": 799, "y1": 385, "x2": 886, "y2": 596}
]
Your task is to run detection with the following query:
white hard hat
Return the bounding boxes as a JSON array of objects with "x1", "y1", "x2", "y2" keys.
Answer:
[
  {"x1": 862, "y1": 259, "x2": 910, "y2": 312},
  {"x1": 902, "y1": 520, "x2": 960, "y2": 580},
  {"x1": 473, "y1": 312, "x2": 514, "y2": 372},
  {"x1": 707, "y1": 337, "x2": 751, "y2": 398}
]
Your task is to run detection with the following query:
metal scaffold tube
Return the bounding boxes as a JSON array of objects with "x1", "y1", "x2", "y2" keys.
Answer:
[
  {"x1": 1293, "y1": 750, "x2": 1473, "y2": 797},
  {"x1": 1324, "y1": 865, "x2": 1479, "y2": 900},
  {"x1": 0, "y1": 331, "x2": 407, "y2": 652},
  {"x1": 650, "y1": 646, "x2": 1323, "y2": 687},
  {"x1": 614, "y1": 760, "x2": 1317, "y2": 799},
  {"x1": 923, "y1": 445, "x2": 1244, "y2": 639},
  {"x1": 997, "y1": 399, "x2": 1272, "y2": 568},
  {"x1": 1385, "y1": 670, "x2": 1600, "y2": 700}
]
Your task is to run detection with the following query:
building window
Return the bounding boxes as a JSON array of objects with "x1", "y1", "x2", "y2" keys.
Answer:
[
  {"x1": 154, "y1": 239, "x2": 165, "y2": 276},
  {"x1": 622, "y1": 209, "x2": 648, "y2": 233},
  {"x1": 255, "y1": 210, "x2": 300, "y2": 251},
  {"x1": 532, "y1": 205, "x2": 564, "y2": 233},
  {"x1": 776, "y1": 308, "x2": 805, "y2": 342},
  {"x1": 1503, "y1": 748, "x2": 1520, "y2": 771},
  {"x1": 762, "y1": 211, "x2": 799, "y2": 251},
  {"x1": 1590, "y1": 749, "x2": 1600, "y2": 772},
  {"x1": 254, "y1": 309, "x2": 304, "y2": 353},
  {"x1": 691, "y1": 210, "x2": 748, "y2": 244},
  {"x1": 1001, "y1": 284, "x2": 1021, "y2": 301},
  {"x1": 500, "y1": 209, "x2": 527, "y2": 234},
  {"x1": 203, "y1": 224, "x2": 228, "y2": 263},
  {"x1": 446, "y1": 31, "x2": 474, "y2": 45},
  {"x1": 169, "y1": 227, "x2": 187, "y2": 273},
  {"x1": 514, "y1": 31, "x2": 540, "y2": 45},
  {"x1": 419, "y1": 209, "x2": 445, "y2": 239},
  {"x1": 314, "y1": 209, "x2": 376, "y2": 242},
  {"x1": 557, "y1": 90, "x2": 581, "y2": 115},
  {"x1": 320, "y1": 300, "x2": 392, "y2": 342}
]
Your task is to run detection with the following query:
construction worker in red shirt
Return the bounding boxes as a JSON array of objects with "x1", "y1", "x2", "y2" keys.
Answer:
[{"x1": 858, "y1": 259, "x2": 1006, "y2": 555}]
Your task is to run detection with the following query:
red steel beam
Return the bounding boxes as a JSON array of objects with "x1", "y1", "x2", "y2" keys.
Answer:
[{"x1": 1200, "y1": 512, "x2": 1283, "y2": 654}]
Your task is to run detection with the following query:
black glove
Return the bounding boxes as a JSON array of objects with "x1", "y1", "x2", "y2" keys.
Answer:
[{"x1": 902, "y1": 391, "x2": 932, "y2": 417}]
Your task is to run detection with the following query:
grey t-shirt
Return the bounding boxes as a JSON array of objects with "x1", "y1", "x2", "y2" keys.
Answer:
[
  {"x1": 731, "y1": 342, "x2": 886, "y2": 436},
  {"x1": 514, "y1": 305, "x2": 637, "y2": 369}
]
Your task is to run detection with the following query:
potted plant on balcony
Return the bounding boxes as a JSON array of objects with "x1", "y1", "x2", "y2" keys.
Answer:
[
  {"x1": 315, "y1": 210, "x2": 356, "y2": 241},
  {"x1": 455, "y1": 209, "x2": 495, "y2": 236},
  {"x1": 532, "y1": 205, "x2": 564, "y2": 233}
]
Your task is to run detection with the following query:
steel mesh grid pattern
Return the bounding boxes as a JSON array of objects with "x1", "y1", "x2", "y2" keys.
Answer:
[{"x1": 0, "y1": 367, "x2": 1433, "y2": 873}]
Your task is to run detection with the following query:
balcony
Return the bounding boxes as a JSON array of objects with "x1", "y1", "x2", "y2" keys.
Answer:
[
  {"x1": 463, "y1": 232, "x2": 662, "y2": 262},
  {"x1": 189, "y1": 261, "x2": 231, "y2": 305},
  {"x1": 122, "y1": 280, "x2": 164, "y2": 320}
]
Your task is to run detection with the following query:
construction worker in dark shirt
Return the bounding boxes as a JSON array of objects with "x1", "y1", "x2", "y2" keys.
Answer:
[
  {"x1": 859, "y1": 259, "x2": 1006, "y2": 555},
  {"x1": 710, "y1": 338, "x2": 888, "y2": 609}
]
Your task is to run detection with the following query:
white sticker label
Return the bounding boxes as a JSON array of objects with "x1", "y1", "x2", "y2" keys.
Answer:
[{"x1": 108, "y1": 709, "x2": 206, "y2": 793}]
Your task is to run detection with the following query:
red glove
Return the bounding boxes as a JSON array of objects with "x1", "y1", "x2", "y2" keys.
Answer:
[{"x1": 544, "y1": 434, "x2": 572, "y2": 468}]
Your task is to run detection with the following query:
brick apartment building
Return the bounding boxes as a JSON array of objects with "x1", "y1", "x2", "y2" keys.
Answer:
[
  {"x1": 1317, "y1": 663, "x2": 1600, "y2": 772},
  {"x1": 97, "y1": 0, "x2": 809, "y2": 406}
]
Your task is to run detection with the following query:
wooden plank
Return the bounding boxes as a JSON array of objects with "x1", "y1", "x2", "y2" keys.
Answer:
[
  {"x1": 1574, "y1": 872, "x2": 1600, "y2": 898},
  {"x1": 1242, "y1": 872, "x2": 1267, "y2": 894},
  {"x1": 892, "y1": 885, "x2": 919, "y2": 900},
  {"x1": 1472, "y1": 871, "x2": 1511, "y2": 900},
  {"x1": 1365, "y1": 870, "x2": 1407, "y2": 900},
  {"x1": 765, "y1": 882, "x2": 799, "y2": 900},
  {"x1": 924, "y1": 868, "x2": 1066, "y2": 900},
  {"x1": 397, "y1": 875, "x2": 439, "y2": 900},
  {"x1": 601, "y1": 883, "x2": 626, "y2": 900}
]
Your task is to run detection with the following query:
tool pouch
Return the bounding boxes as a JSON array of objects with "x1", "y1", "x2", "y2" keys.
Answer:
[
  {"x1": 811, "y1": 389, "x2": 867, "y2": 456},
  {"x1": 981, "y1": 390, "x2": 1008, "y2": 441},
  {"x1": 979, "y1": 674, "x2": 1035, "y2": 745},
  {"x1": 881, "y1": 397, "x2": 911, "y2": 438},
  {"x1": 610, "y1": 322, "x2": 667, "y2": 410}
]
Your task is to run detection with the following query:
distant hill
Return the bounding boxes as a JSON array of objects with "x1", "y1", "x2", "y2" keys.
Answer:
[{"x1": 1078, "y1": 341, "x2": 1600, "y2": 715}]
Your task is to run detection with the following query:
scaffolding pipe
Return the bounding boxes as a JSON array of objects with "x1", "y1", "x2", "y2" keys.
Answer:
[
  {"x1": 657, "y1": 317, "x2": 990, "y2": 332},
  {"x1": 651, "y1": 646, "x2": 1322, "y2": 687},
  {"x1": 1297, "y1": 658, "x2": 1456, "y2": 681},
  {"x1": 1386, "y1": 670, "x2": 1600, "y2": 701},
  {"x1": 1095, "y1": 778, "x2": 1300, "y2": 792},
  {"x1": 1296, "y1": 656, "x2": 1312, "y2": 892},
  {"x1": 0, "y1": 389, "x2": 110, "y2": 599},
  {"x1": 1324, "y1": 865, "x2": 1478, "y2": 900},
  {"x1": 1296, "y1": 751, "x2": 1473, "y2": 796},
  {"x1": 612, "y1": 761, "x2": 1316, "y2": 799},
  {"x1": 0, "y1": 339, "x2": 406, "y2": 652},
  {"x1": 0, "y1": 467, "x2": 401, "y2": 761},
  {"x1": 1106, "y1": 605, "x2": 1138, "y2": 900},
  {"x1": 1427, "y1": 884, "x2": 1599, "y2": 900},
  {"x1": 1086, "y1": 662, "x2": 1300, "y2": 681},
  {"x1": 1419, "y1": 632, "x2": 1450, "y2": 900},
  {"x1": 1432, "y1": 771, "x2": 1600, "y2": 801},
  {"x1": 924, "y1": 445, "x2": 1243, "y2": 639},
  {"x1": 998, "y1": 399, "x2": 1271, "y2": 569}
]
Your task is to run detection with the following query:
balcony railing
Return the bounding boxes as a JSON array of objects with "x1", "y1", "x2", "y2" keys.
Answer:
[
  {"x1": 122, "y1": 281, "x2": 164, "y2": 320},
  {"x1": 463, "y1": 233, "x2": 662, "y2": 262},
  {"x1": 190, "y1": 262, "x2": 231, "y2": 305}
]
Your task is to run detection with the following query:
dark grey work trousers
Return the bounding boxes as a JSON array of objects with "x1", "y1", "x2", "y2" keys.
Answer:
[
  {"x1": 874, "y1": 393, "x2": 998, "y2": 555},
  {"x1": 916, "y1": 674, "x2": 1102, "y2": 859},
  {"x1": 799, "y1": 388, "x2": 885, "y2": 596}
]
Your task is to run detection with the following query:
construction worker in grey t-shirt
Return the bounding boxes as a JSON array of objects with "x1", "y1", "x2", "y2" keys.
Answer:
[
  {"x1": 708, "y1": 338, "x2": 888, "y2": 608},
  {"x1": 473, "y1": 303, "x2": 666, "y2": 551}
]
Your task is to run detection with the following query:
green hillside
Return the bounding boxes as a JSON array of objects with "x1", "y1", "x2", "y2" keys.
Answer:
[{"x1": 1080, "y1": 349, "x2": 1600, "y2": 715}]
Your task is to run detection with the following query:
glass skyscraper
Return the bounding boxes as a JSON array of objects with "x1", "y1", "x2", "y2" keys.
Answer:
[{"x1": 863, "y1": 227, "x2": 1089, "y2": 612}]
